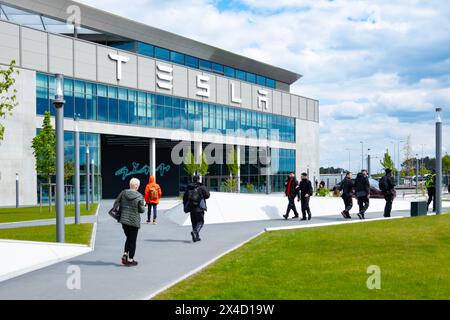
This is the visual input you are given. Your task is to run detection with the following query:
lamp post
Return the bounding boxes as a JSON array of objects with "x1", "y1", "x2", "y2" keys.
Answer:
[
  {"x1": 91, "y1": 158, "x2": 95, "y2": 203},
  {"x1": 367, "y1": 148, "x2": 371, "y2": 176},
  {"x1": 15, "y1": 173, "x2": 19, "y2": 208},
  {"x1": 415, "y1": 154, "x2": 419, "y2": 194},
  {"x1": 85, "y1": 144, "x2": 90, "y2": 211},
  {"x1": 436, "y1": 108, "x2": 443, "y2": 215},
  {"x1": 53, "y1": 74, "x2": 65, "y2": 243},
  {"x1": 74, "y1": 115, "x2": 80, "y2": 224},
  {"x1": 360, "y1": 141, "x2": 364, "y2": 171}
]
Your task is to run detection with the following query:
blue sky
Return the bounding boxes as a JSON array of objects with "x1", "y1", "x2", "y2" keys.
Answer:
[{"x1": 77, "y1": 0, "x2": 449, "y2": 173}]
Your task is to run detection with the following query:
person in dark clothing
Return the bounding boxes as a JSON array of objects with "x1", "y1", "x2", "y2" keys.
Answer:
[
  {"x1": 426, "y1": 170, "x2": 436, "y2": 212},
  {"x1": 339, "y1": 172, "x2": 354, "y2": 219},
  {"x1": 283, "y1": 172, "x2": 300, "y2": 220},
  {"x1": 183, "y1": 175, "x2": 210, "y2": 242},
  {"x1": 297, "y1": 173, "x2": 313, "y2": 220},
  {"x1": 118, "y1": 178, "x2": 146, "y2": 266},
  {"x1": 354, "y1": 170, "x2": 370, "y2": 220},
  {"x1": 380, "y1": 168, "x2": 396, "y2": 217}
]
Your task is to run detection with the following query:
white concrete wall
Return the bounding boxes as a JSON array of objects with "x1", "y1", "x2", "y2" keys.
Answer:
[
  {"x1": 296, "y1": 118, "x2": 320, "y2": 183},
  {"x1": 0, "y1": 67, "x2": 37, "y2": 206}
]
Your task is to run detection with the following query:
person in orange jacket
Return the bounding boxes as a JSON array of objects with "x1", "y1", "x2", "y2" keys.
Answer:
[{"x1": 144, "y1": 175, "x2": 162, "y2": 224}]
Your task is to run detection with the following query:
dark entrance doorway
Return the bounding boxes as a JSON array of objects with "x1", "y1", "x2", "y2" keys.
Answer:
[{"x1": 100, "y1": 135, "x2": 181, "y2": 199}]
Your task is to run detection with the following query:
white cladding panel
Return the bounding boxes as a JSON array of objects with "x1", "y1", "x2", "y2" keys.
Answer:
[
  {"x1": 74, "y1": 40, "x2": 97, "y2": 81},
  {"x1": 0, "y1": 21, "x2": 20, "y2": 65},
  {"x1": 290, "y1": 95, "x2": 299, "y2": 118},
  {"x1": 172, "y1": 65, "x2": 188, "y2": 98},
  {"x1": 21, "y1": 28, "x2": 47, "y2": 72},
  {"x1": 48, "y1": 34, "x2": 73, "y2": 76},
  {"x1": 282, "y1": 92, "x2": 291, "y2": 116},
  {"x1": 299, "y1": 97, "x2": 307, "y2": 120},
  {"x1": 137, "y1": 56, "x2": 155, "y2": 91},
  {"x1": 119, "y1": 52, "x2": 137, "y2": 88},
  {"x1": 97, "y1": 46, "x2": 117, "y2": 85},
  {"x1": 216, "y1": 76, "x2": 229, "y2": 105},
  {"x1": 272, "y1": 90, "x2": 282, "y2": 114}
]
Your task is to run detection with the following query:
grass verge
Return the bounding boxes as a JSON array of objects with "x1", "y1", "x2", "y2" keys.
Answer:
[
  {"x1": 0, "y1": 223, "x2": 93, "y2": 245},
  {"x1": 0, "y1": 203, "x2": 98, "y2": 224},
  {"x1": 155, "y1": 214, "x2": 450, "y2": 300}
]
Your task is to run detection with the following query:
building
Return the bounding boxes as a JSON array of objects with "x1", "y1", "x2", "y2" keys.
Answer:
[{"x1": 0, "y1": 0, "x2": 319, "y2": 206}]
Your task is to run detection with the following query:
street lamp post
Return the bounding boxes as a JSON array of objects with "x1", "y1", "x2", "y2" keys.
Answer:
[
  {"x1": 91, "y1": 158, "x2": 95, "y2": 204},
  {"x1": 15, "y1": 173, "x2": 19, "y2": 208},
  {"x1": 415, "y1": 154, "x2": 419, "y2": 194},
  {"x1": 74, "y1": 115, "x2": 80, "y2": 224},
  {"x1": 85, "y1": 144, "x2": 90, "y2": 211},
  {"x1": 360, "y1": 141, "x2": 364, "y2": 171},
  {"x1": 436, "y1": 108, "x2": 443, "y2": 215},
  {"x1": 367, "y1": 148, "x2": 371, "y2": 176},
  {"x1": 53, "y1": 74, "x2": 65, "y2": 243}
]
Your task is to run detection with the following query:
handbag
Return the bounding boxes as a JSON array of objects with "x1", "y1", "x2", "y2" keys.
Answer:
[{"x1": 108, "y1": 190, "x2": 124, "y2": 222}]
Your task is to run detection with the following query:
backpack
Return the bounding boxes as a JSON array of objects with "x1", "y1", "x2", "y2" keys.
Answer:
[
  {"x1": 149, "y1": 185, "x2": 159, "y2": 201},
  {"x1": 379, "y1": 176, "x2": 388, "y2": 193},
  {"x1": 188, "y1": 187, "x2": 202, "y2": 208}
]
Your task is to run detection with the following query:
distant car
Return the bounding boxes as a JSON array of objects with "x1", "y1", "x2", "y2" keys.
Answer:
[{"x1": 332, "y1": 177, "x2": 384, "y2": 198}]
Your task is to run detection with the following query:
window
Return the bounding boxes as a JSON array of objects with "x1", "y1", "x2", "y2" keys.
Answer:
[
  {"x1": 118, "y1": 88, "x2": 128, "y2": 124},
  {"x1": 246, "y1": 72, "x2": 256, "y2": 84},
  {"x1": 137, "y1": 42, "x2": 154, "y2": 57},
  {"x1": 108, "y1": 86, "x2": 118, "y2": 123},
  {"x1": 257, "y1": 75, "x2": 266, "y2": 86},
  {"x1": 155, "y1": 47, "x2": 170, "y2": 61},
  {"x1": 97, "y1": 84, "x2": 108, "y2": 121},
  {"x1": 170, "y1": 51, "x2": 185, "y2": 65},
  {"x1": 185, "y1": 55, "x2": 199, "y2": 69},
  {"x1": 128, "y1": 90, "x2": 137, "y2": 125},
  {"x1": 266, "y1": 78, "x2": 276, "y2": 89},
  {"x1": 111, "y1": 41, "x2": 135, "y2": 51},
  {"x1": 236, "y1": 70, "x2": 246, "y2": 81},
  {"x1": 63, "y1": 79, "x2": 74, "y2": 118},
  {"x1": 211, "y1": 63, "x2": 224, "y2": 75},
  {"x1": 199, "y1": 59, "x2": 212, "y2": 72},
  {"x1": 224, "y1": 66, "x2": 235, "y2": 78}
]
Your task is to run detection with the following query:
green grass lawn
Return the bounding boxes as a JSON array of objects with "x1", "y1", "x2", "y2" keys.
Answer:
[
  {"x1": 0, "y1": 203, "x2": 98, "y2": 224},
  {"x1": 156, "y1": 214, "x2": 450, "y2": 300},
  {"x1": 0, "y1": 223, "x2": 93, "y2": 245}
]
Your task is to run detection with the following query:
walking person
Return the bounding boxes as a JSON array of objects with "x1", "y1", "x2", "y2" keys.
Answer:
[
  {"x1": 119, "y1": 178, "x2": 146, "y2": 266},
  {"x1": 425, "y1": 170, "x2": 436, "y2": 212},
  {"x1": 183, "y1": 175, "x2": 210, "y2": 243},
  {"x1": 144, "y1": 175, "x2": 162, "y2": 224},
  {"x1": 283, "y1": 172, "x2": 300, "y2": 220},
  {"x1": 339, "y1": 171, "x2": 354, "y2": 219},
  {"x1": 297, "y1": 173, "x2": 313, "y2": 220},
  {"x1": 355, "y1": 170, "x2": 370, "y2": 220},
  {"x1": 379, "y1": 168, "x2": 396, "y2": 217}
]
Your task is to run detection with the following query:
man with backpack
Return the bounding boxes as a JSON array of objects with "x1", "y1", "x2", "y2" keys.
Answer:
[
  {"x1": 183, "y1": 175, "x2": 210, "y2": 242},
  {"x1": 379, "y1": 168, "x2": 396, "y2": 217},
  {"x1": 144, "y1": 175, "x2": 162, "y2": 224},
  {"x1": 297, "y1": 173, "x2": 313, "y2": 221},
  {"x1": 425, "y1": 170, "x2": 437, "y2": 212},
  {"x1": 339, "y1": 171, "x2": 354, "y2": 219},
  {"x1": 355, "y1": 170, "x2": 370, "y2": 220}
]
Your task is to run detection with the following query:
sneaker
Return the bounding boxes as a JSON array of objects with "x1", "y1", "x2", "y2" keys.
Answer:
[
  {"x1": 152, "y1": 220, "x2": 157, "y2": 225},
  {"x1": 127, "y1": 260, "x2": 138, "y2": 267},
  {"x1": 341, "y1": 211, "x2": 347, "y2": 219},
  {"x1": 357, "y1": 213, "x2": 365, "y2": 220},
  {"x1": 121, "y1": 254, "x2": 128, "y2": 265},
  {"x1": 308, "y1": 214, "x2": 312, "y2": 221},
  {"x1": 146, "y1": 220, "x2": 151, "y2": 224},
  {"x1": 283, "y1": 214, "x2": 288, "y2": 220},
  {"x1": 300, "y1": 217, "x2": 307, "y2": 221},
  {"x1": 291, "y1": 216, "x2": 299, "y2": 219}
]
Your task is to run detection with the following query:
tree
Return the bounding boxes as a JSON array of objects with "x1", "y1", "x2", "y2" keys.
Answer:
[
  {"x1": 443, "y1": 154, "x2": 450, "y2": 174},
  {"x1": 225, "y1": 149, "x2": 240, "y2": 192},
  {"x1": 0, "y1": 60, "x2": 19, "y2": 141},
  {"x1": 183, "y1": 151, "x2": 209, "y2": 178},
  {"x1": 380, "y1": 149, "x2": 395, "y2": 171},
  {"x1": 402, "y1": 135, "x2": 414, "y2": 176},
  {"x1": 64, "y1": 160, "x2": 74, "y2": 184},
  {"x1": 32, "y1": 112, "x2": 56, "y2": 212}
]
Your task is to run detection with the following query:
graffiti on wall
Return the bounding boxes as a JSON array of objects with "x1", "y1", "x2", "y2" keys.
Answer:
[{"x1": 115, "y1": 162, "x2": 171, "y2": 181}]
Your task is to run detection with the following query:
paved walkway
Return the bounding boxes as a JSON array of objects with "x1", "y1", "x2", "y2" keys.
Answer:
[{"x1": 0, "y1": 201, "x2": 420, "y2": 300}]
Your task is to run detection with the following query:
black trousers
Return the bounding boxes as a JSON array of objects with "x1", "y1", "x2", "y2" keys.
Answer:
[
  {"x1": 427, "y1": 188, "x2": 436, "y2": 212},
  {"x1": 190, "y1": 211, "x2": 205, "y2": 237},
  {"x1": 357, "y1": 196, "x2": 370, "y2": 214},
  {"x1": 342, "y1": 195, "x2": 353, "y2": 213},
  {"x1": 300, "y1": 197, "x2": 311, "y2": 218},
  {"x1": 384, "y1": 195, "x2": 394, "y2": 217},
  {"x1": 286, "y1": 197, "x2": 299, "y2": 217},
  {"x1": 122, "y1": 224, "x2": 139, "y2": 259}
]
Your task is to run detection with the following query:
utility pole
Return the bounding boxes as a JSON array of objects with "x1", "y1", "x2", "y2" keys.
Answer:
[
  {"x1": 85, "y1": 144, "x2": 90, "y2": 211},
  {"x1": 415, "y1": 154, "x2": 419, "y2": 194},
  {"x1": 74, "y1": 115, "x2": 80, "y2": 224}
]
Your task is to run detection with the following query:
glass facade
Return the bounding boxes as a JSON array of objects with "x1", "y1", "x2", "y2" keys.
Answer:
[
  {"x1": 110, "y1": 41, "x2": 277, "y2": 89},
  {"x1": 36, "y1": 73, "x2": 295, "y2": 143},
  {"x1": 36, "y1": 130, "x2": 101, "y2": 203}
]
